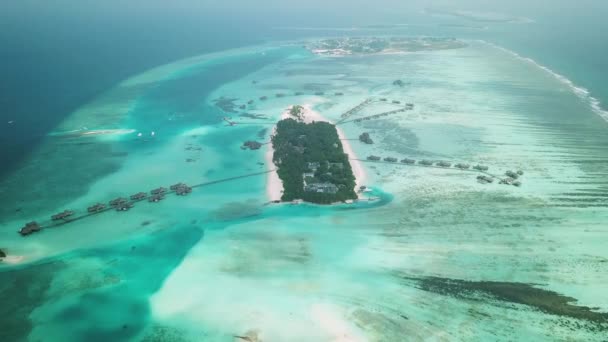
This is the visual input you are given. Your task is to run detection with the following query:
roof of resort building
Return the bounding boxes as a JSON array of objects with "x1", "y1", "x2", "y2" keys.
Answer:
[{"x1": 304, "y1": 182, "x2": 339, "y2": 194}]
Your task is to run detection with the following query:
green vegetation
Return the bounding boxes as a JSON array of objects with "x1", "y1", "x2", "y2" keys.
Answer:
[
  {"x1": 272, "y1": 118, "x2": 357, "y2": 204},
  {"x1": 289, "y1": 105, "x2": 304, "y2": 120}
]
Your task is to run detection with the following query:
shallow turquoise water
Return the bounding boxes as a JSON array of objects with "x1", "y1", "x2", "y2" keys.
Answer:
[{"x1": 1, "y1": 40, "x2": 608, "y2": 341}]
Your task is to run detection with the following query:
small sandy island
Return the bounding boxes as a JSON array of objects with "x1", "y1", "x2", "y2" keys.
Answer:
[
  {"x1": 266, "y1": 104, "x2": 367, "y2": 202},
  {"x1": 0, "y1": 255, "x2": 25, "y2": 265}
]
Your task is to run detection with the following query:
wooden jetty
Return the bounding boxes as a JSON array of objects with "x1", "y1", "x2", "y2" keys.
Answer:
[{"x1": 16, "y1": 170, "x2": 276, "y2": 237}]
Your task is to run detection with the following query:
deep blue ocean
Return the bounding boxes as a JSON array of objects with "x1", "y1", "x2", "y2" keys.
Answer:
[{"x1": 1, "y1": 2, "x2": 607, "y2": 179}]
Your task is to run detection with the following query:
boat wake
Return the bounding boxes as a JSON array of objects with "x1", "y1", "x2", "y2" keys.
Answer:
[{"x1": 482, "y1": 41, "x2": 608, "y2": 123}]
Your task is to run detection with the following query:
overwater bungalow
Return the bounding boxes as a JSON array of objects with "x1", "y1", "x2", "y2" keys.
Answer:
[
  {"x1": 334, "y1": 92, "x2": 344, "y2": 96},
  {"x1": 359, "y1": 132, "x2": 373, "y2": 144},
  {"x1": 87, "y1": 203, "x2": 106, "y2": 213},
  {"x1": 170, "y1": 183, "x2": 186, "y2": 191},
  {"x1": 19, "y1": 221, "x2": 41, "y2": 236},
  {"x1": 149, "y1": 194, "x2": 165, "y2": 203},
  {"x1": 400, "y1": 158, "x2": 416, "y2": 164},
  {"x1": 380, "y1": 98, "x2": 387, "y2": 101},
  {"x1": 239, "y1": 104, "x2": 246, "y2": 110},
  {"x1": 294, "y1": 92, "x2": 304, "y2": 96},
  {"x1": 384, "y1": 157, "x2": 398, "y2": 163},
  {"x1": 259, "y1": 96, "x2": 268, "y2": 101},
  {"x1": 436, "y1": 161, "x2": 452, "y2": 168},
  {"x1": 455, "y1": 163, "x2": 470, "y2": 170},
  {"x1": 175, "y1": 185, "x2": 193, "y2": 196},
  {"x1": 505, "y1": 170, "x2": 519, "y2": 179},
  {"x1": 513, "y1": 181, "x2": 522, "y2": 187},
  {"x1": 314, "y1": 91, "x2": 325, "y2": 96},
  {"x1": 109, "y1": 197, "x2": 128, "y2": 207},
  {"x1": 406, "y1": 103, "x2": 414, "y2": 109},
  {"x1": 242, "y1": 141, "x2": 262, "y2": 150},
  {"x1": 150, "y1": 187, "x2": 167, "y2": 195},
  {"x1": 247, "y1": 100, "x2": 254, "y2": 105},
  {"x1": 367, "y1": 155, "x2": 381, "y2": 161},
  {"x1": 517, "y1": 170, "x2": 524, "y2": 176},
  {"x1": 51, "y1": 210, "x2": 74, "y2": 221},
  {"x1": 115, "y1": 203, "x2": 133, "y2": 211},
  {"x1": 473, "y1": 165, "x2": 489, "y2": 171},
  {"x1": 275, "y1": 93, "x2": 285, "y2": 98},
  {"x1": 477, "y1": 175, "x2": 494, "y2": 184},
  {"x1": 304, "y1": 182, "x2": 338, "y2": 194},
  {"x1": 130, "y1": 192, "x2": 147, "y2": 200},
  {"x1": 419, "y1": 160, "x2": 434, "y2": 166},
  {"x1": 354, "y1": 119, "x2": 363, "y2": 123},
  {"x1": 392, "y1": 100, "x2": 401, "y2": 104}
]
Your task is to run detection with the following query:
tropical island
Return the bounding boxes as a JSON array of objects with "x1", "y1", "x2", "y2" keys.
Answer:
[
  {"x1": 306, "y1": 37, "x2": 467, "y2": 56},
  {"x1": 271, "y1": 116, "x2": 358, "y2": 204}
]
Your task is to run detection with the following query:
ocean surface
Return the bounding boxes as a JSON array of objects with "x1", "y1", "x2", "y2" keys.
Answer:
[{"x1": 1, "y1": 6, "x2": 608, "y2": 342}]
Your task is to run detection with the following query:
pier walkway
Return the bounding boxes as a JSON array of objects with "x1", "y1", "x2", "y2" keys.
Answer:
[
  {"x1": 352, "y1": 158, "x2": 503, "y2": 179},
  {"x1": 336, "y1": 98, "x2": 373, "y2": 124},
  {"x1": 337, "y1": 107, "x2": 409, "y2": 125},
  {"x1": 19, "y1": 170, "x2": 275, "y2": 235}
]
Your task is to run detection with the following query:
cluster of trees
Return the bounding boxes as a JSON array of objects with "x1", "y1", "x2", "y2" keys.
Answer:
[
  {"x1": 272, "y1": 118, "x2": 357, "y2": 204},
  {"x1": 289, "y1": 105, "x2": 305, "y2": 121}
]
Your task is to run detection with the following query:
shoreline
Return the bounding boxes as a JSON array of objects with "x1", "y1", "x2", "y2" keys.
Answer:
[
  {"x1": 265, "y1": 104, "x2": 367, "y2": 202},
  {"x1": 265, "y1": 112, "x2": 290, "y2": 201}
]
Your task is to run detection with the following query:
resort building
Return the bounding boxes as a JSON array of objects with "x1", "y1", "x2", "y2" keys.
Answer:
[{"x1": 304, "y1": 182, "x2": 339, "y2": 194}]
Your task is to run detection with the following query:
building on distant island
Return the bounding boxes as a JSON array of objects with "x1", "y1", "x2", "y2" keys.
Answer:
[
  {"x1": 367, "y1": 155, "x2": 381, "y2": 161},
  {"x1": 359, "y1": 132, "x2": 374, "y2": 144}
]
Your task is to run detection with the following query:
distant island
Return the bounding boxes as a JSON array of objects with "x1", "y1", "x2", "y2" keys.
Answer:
[
  {"x1": 306, "y1": 37, "x2": 467, "y2": 56},
  {"x1": 271, "y1": 118, "x2": 357, "y2": 204}
]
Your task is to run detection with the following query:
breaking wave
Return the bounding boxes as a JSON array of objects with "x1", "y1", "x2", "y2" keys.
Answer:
[{"x1": 483, "y1": 41, "x2": 608, "y2": 123}]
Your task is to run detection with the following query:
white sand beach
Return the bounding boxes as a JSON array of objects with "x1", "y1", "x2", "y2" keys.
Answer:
[
  {"x1": 265, "y1": 111, "x2": 290, "y2": 201},
  {"x1": 266, "y1": 105, "x2": 367, "y2": 201},
  {"x1": 1, "y1": 255, "x2": 25, "y2": 265}
]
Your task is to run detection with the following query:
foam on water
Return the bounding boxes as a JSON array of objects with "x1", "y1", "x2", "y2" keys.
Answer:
[{"x1": 482, "y1": 40, "x2": 608, "y2": 123}]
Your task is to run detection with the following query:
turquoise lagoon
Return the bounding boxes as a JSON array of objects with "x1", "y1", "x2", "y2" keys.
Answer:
[{"x1": 1, "y1": 40, "x2": 607, "y2": 341}]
